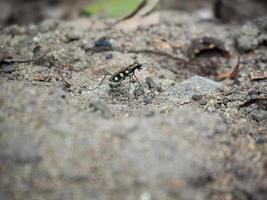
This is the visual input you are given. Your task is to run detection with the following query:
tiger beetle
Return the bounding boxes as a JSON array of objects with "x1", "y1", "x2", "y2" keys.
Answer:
[
  {"x1": 109, "y1": 61, "x2": 142, "y2": 83},
  {"x1": 88, "y1": 61, "x2": 144, "y2": 91},
  {"x1": 87, "y1": 61, "x2": 146, "y2": 102}
]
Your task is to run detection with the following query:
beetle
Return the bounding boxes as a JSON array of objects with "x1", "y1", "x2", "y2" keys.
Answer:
[{"x1": 88, "y1": 61, "x2": 144, "y2": 91}]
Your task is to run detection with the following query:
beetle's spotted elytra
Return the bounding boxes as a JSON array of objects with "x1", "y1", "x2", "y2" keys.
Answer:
[{"x1": 109, "y1": 61, "x2": 143, "y2": 83}]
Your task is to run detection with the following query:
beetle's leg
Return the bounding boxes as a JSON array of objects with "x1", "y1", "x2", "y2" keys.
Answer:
[
  {"x1": 133, "y1": 73, "x2": 141, "y2": 85},
  {"x1": 133, "y1": 72, "x2": 142, "y2": 92},
  {"x1": 127, "y1": 75, "x2": 133, "y2": 105}
]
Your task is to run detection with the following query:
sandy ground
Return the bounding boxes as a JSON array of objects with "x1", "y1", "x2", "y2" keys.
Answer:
[{"x1": 0, "y1": 11, "x2": 267, "y2": 200}]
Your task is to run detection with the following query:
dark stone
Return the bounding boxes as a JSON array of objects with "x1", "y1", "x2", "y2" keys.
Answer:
[
  {"x1": 192, "y1": 94, "x2": 202, "y2": 101},
  {"x1": 94, "y1": 37, "x2": 112, "y2": 48},
  {"x1": 145, "y1": 77, "x2": 157, "y2": 90},
  {"x1": 134, "y1": 84, "x2": 145, "y2": 99},
  {"x1": 1, "y1": 65, "x2": 16, "y2": 73}
]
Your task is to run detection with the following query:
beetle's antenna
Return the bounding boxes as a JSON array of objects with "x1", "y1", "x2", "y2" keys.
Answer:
[{"x1": 140, "y1": 63, "x2": 154, "y2": 70}]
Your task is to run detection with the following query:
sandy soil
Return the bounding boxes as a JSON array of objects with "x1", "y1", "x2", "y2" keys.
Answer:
[{"x1": 0, "y1": 11, "x2": 267, "y2": 200}]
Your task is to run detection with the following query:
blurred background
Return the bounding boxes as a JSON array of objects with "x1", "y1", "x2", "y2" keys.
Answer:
[{"x1": 0, "y1": 0, "x2": 267, "y2": 26}]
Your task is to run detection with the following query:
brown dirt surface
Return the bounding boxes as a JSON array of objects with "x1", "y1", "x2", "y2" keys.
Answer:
[{"x1": 0, "y1": 11, "x2": 267, "y2": 200}]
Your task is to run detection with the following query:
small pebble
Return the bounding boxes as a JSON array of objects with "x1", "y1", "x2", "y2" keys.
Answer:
[
  {"x1": 66, "y1": 31, "x2": 83, "y2": 41},
  {"x1": 39, "y1": 20, "x2": 58, "y2": 32},
  {"x1": 192, "y1": 94, "x2": 202, "y2": 101},
  {"x1": 207, "y1": 107, "x2": 215, "y2": 112},
  {"x1": 143, "y1": 95, "x2": 153, "y2": 105},
  {"x1": 82, "y1": 42, "x2": 92, "y2": 51},
  {"x1": 33, "y1": 36, "x2": 40, "y2": 43},
  {"x1": 145, "y1": 77, "x2": 156, "y2": 90},
  {"x1": 94, "y1": 37, "x2": 112, "y2": 48},
  {"x1": 139, "y1": 192, "x2": 151, "y2": 200},
  {"x1": 105, "y1": 53, "x2": 113, "y2": 60},
  {"x1": 199, "y1": 98, "x2": 208, "y2": 106}
]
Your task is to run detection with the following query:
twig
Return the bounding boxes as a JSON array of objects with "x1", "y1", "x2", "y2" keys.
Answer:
[
  {"x1": 229, "y1": 56, "x2": 240, "y2": 80},
  {"x1": 114, "y1": 0, "x2": 159, "y2": 24},
  {"x1": 0, "y1": 51, "x2": 50, "y2": 65},
  {"x1": 114, "y1": 0, "x2": 147, "y2": 24},
  {"x1": 239, "y1": 96, "x2": 267, "y2": 109},
  {"x1": 218, "y1": 56, "x2": 240, "y2": 80},
  {"x1": 86, "y1": 47, "x2": 186, "y2": 64}
]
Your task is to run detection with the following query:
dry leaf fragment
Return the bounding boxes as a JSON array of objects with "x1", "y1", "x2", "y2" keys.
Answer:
[
  {"x1": 33, "y1": 74, "x2": 49, "y2": 82},
  {"x1": 228, "y1": 56, "x2": 240, "y2": 79},
  {"x1": 218, "y1": 56, "x2": 240, "y2": 80},
  {"x1": 250, "y1": 71, "x2": 267, "y2": 81}
]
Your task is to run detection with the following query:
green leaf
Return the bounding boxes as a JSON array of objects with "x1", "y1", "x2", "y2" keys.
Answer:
[{"x1": 83, "y1": 0, "x2": 143, "y2": 17}]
